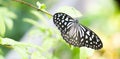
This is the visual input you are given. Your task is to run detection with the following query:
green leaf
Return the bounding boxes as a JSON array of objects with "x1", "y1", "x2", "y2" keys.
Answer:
[
  {"x1": 0, "y1": 49, "x2": 4, "y2": 59},
  {"x1": 0, "y1": 7, "x2": 16, "y2": 36},
  {"x1": 0, "y1": 7, "x2": 16, "y2": 19},
  {"x1": 0, "y1": 15, "x2": 5, "y2": 37},
  {"x1": 36, "y1": 1, "x2": 46, "y2": 10},
  {"x1": 0, "y1": 38, "x2": 17, "y2": 45},
  {"x1": 4, "y1": 17, "x2": 13, "y2": 30},
  {"x1": 0, "y1": 37, "x2": 45, "y2": 59},
  {"x1": 57, "y1": 6, "x2": 82, "y2": 18},
  {"x1": 23, "y1": 18, "x2": 40, "y2": 27}
]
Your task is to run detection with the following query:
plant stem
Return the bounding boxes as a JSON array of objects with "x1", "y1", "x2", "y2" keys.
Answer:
[{"x1": 12, "y1": 0, "x2": 52, "y2": 16}]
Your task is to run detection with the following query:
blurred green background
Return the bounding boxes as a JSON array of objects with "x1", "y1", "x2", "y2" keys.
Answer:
[{"x1": 0, "y1": 0, "x2": 120, "y2": 59}]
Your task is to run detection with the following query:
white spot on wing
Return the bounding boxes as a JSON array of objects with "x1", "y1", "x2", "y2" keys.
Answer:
[
  {"x1": 59, "y1": 22, "x2": 61, "y2": 25},
  {"x1": 75, "y1": 37, "x2": 77, "y2": 40},
  {"x1": 69, "y1": 19, "x2": 73, "y2": 21},
  {"x1": 92, "y1": 34, "x2": 94, "y2": 38},
  {"x1": 96, "y1": 37, "x2": 100, "y2": 42},
  {"x1": 86, "y1": 40, "x2": 88, "y2": 43},
  {"x1": 65, "y1": 17, "x2": 68, "y2": 21},
  {"x1": 62, "y1": 20, "x2": 64, "y2": 23},
  {"x1": 81, "y1": 38, "x2": 84, "y2": 42},
  {"x1": 90, "y1": 42, "x2": 92, "y2": 44},
  {"x1": 85, "y1": 35, "x2": 88, "y2": 39},
  {"x1": 95, "y1": 42, "x2": 97, "y2": 44},
  {"x1": 57, "y1": 18, "x2": 59, "y2": 21},
  {"x1": 86, "y1": 31, "x2": 90, "y2": 36},
  {"x1": 62, "y1": 14, "x2": 65, "y2": 19},
  {"x1": 90, "y1": 37, "x2": 92, "y2": 41},
  {"x1": 81, "y1": 28, "x2": 84, "y2": 37},
  {"x1": 58, "y1": 14, "x2": 61, "y2": 17},
  {"x1": 64, "y1": 22, "x2": 67, "y2": 25}
]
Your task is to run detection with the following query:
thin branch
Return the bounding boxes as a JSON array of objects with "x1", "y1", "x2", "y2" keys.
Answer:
[{"x1": 12, "y1": 0, "x2": 52, "y2": 16}]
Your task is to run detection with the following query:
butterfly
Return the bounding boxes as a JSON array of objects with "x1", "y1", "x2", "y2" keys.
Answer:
[{"x1": 53, "y1": 12, "x2": 103, "y2": 50}]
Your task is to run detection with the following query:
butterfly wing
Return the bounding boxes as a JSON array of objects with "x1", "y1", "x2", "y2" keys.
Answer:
[
  {"x1": 53, "y1": 12, "x2": 81, "y2": 46},
  {"x1": 53, "y1": 12, "x2": 103, "y2": 50},
  {"x1": 53, "y1": 12, "x2": 74, "y2": 34},
  {"x1": 78, "y1": 24, "x2": 103, "y2": 49}
]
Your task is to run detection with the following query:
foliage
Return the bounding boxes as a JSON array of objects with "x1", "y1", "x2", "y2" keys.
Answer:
[{"x1": 0, "y1": 0, "x2": 120, "y2": 59}]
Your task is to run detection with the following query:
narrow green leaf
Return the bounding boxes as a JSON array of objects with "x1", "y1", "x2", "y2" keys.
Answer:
[
  {"x1": 0, "y1": 15, "x2": 5, "y2": 37},
  {"x1": 23, "y1": 18, "x2": 41, "y2": 27},
  {"x1": 0, "y1": 49, "x2": 4, "y2": 59},
  {"x1": 4, "y1": 17, "x2": 13, "y2": 30},
  {"x1": 0, "y1": 38, "x2": 16, "y2": 45}
]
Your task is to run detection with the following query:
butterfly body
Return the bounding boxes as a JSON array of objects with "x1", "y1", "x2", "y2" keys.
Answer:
[{"x1": 53, "y1": 12, "x2": 103, "y2": 50}]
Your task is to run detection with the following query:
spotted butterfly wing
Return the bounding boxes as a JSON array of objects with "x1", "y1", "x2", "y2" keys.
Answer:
[{"x1": 53, "y1": 12, "x2": 103, "y2": 50}]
